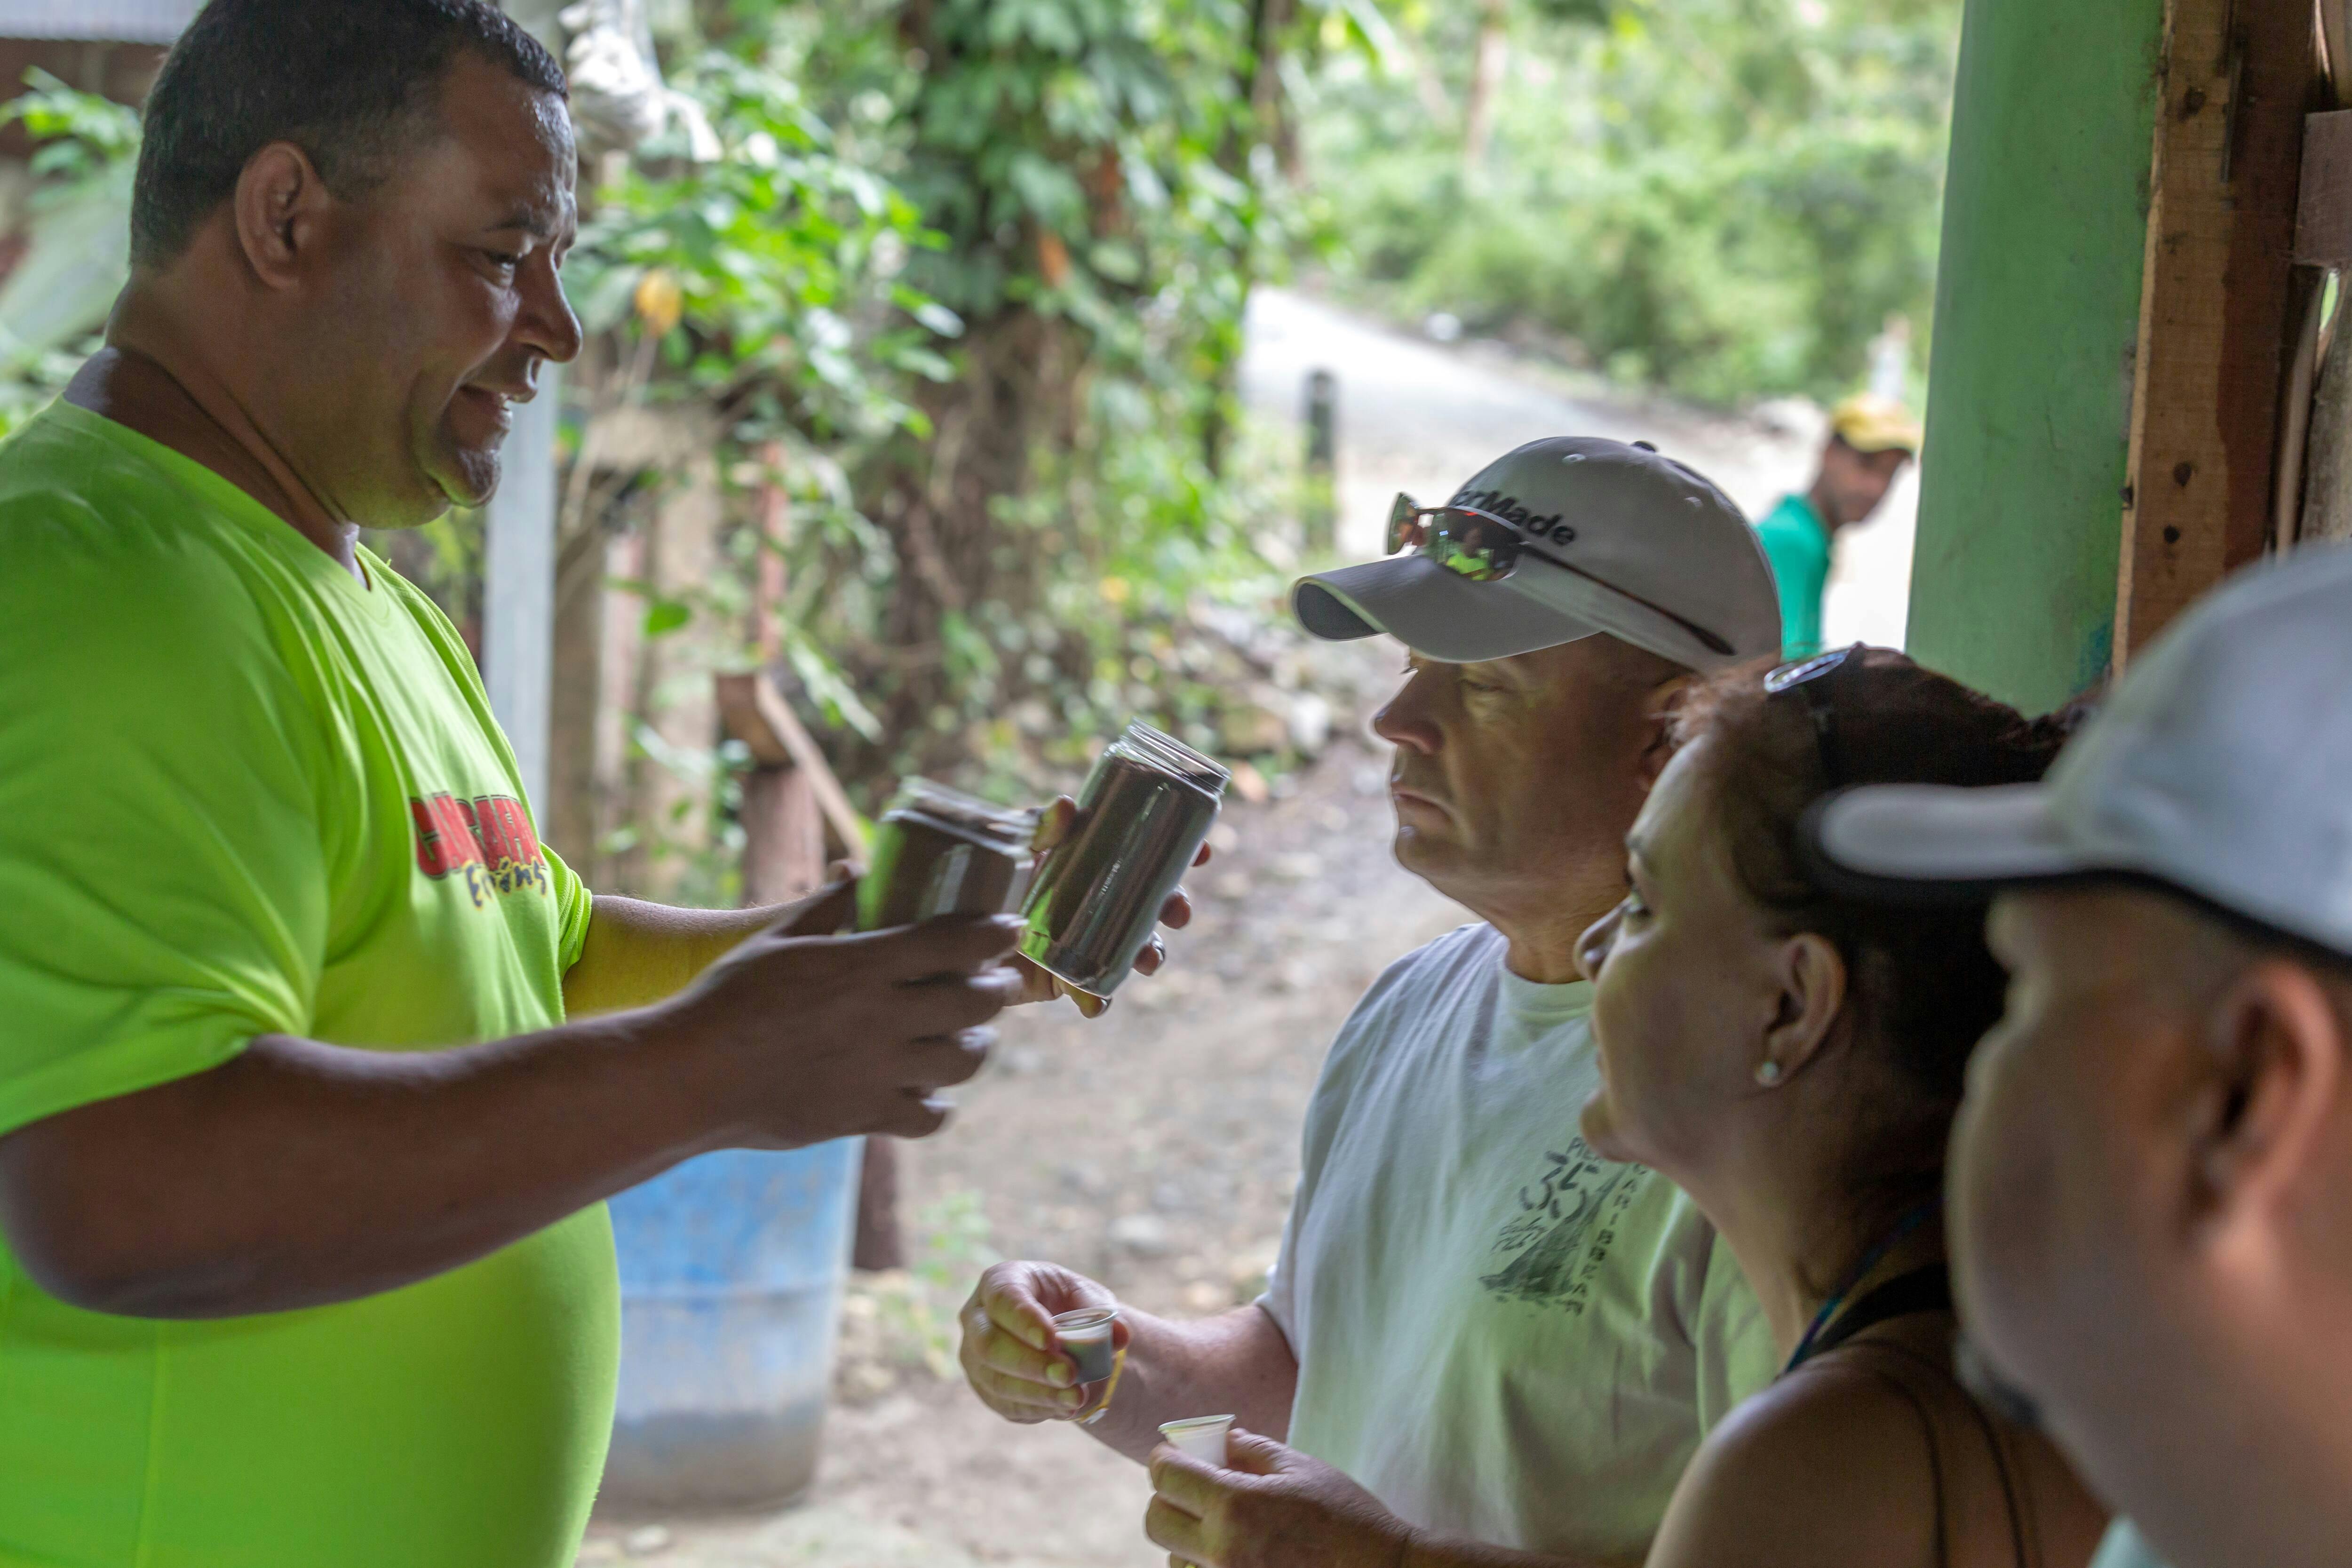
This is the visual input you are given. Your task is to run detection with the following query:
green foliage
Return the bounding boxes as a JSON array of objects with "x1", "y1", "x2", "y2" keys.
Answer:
[
  {"x1": 570, "y1": 31, "x2": 951, "y2": 445},
  {"x1": 846, "y1": 1186, "x2": 1001, "y2": 1379},
  {"x1": 0, "y1": 69, "x2": 141, "y2": 183},
  {"x1": 1307, "y1": 0, "x2": 1958, "y2": 404},
  {"x1": 0, "y1": 336, "x2": 98, "y2": 438},
  {"x1": 794, "y1": 0, "x2": 1310, "y2": 790},
  {"x1": 0, "y1": 71, "x2": 142, "y2": 436}
]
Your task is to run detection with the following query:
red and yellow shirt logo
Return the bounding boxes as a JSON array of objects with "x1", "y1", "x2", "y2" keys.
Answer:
[{"x1": 409, "y1": 793, "x2": 550, "y2": 907}]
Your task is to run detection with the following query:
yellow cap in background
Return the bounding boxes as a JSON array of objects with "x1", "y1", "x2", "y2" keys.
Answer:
[{"x1": 1829, "y1": 393, "x2": 1923, "y2": 455}]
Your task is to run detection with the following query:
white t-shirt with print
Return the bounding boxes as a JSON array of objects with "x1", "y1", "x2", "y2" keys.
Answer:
[{"x1": 1260, "y1": 921, "x2": 1778, "y2": 1560}]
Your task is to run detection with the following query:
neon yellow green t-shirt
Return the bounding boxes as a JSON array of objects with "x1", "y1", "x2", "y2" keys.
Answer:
[{"x1": 0, "y1": 401, "x2": 617, "y2": 1568}]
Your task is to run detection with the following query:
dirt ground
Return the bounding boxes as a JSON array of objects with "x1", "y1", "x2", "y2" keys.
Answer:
[
  {"x1": 580, "y1": 638, "x2": 1469, "y2": 1568},
  {"x1": 577, "y1": 290, "x2": 1908, "y2": 1567}
]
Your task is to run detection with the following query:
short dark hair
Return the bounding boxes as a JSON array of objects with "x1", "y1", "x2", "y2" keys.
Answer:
[{"x1": 131, "y1": 0, "x2": 567, "y2": 266}]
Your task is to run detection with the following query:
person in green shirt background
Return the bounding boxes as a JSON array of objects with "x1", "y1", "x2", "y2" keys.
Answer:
[
  {"x1": 0, "y1": 5, "x2": 1188, "y2": 1566},
  {"x1": 1752, "y1": 393, "x2": 1923, "y2": 658}
]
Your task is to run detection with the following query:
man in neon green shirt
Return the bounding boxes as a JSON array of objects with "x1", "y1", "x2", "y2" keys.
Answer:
[
  {"x1": 0, "y1": 5, "x2": 1185, "y2": 1564},
  {"x1": 1752, "y1": 393, "x2": 1922, "y2": 657}
]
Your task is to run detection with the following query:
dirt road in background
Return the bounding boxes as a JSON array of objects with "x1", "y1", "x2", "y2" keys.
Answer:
[
  {"x1": 579, "y1": 290, "x2": 1917, "y2": 1567},
  {"x1": 1238, "y1": 287, "x2": 1918, "y2": 649}
]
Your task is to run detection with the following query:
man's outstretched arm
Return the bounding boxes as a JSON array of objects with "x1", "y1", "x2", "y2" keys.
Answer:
[
  {"x1": 0, "y1": 891, "x2": 1020, "y2": 1320},
  {"x1": 563, "y1": 852, "x2": 1197, "y2": 1020},
  {"x1": 562, "y1": 892, "x2": 802, "y2": 1017}
]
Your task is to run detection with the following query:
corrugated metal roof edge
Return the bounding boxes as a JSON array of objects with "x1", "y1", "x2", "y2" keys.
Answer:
[
  {"x1": 0, "y1": 0, "x2": 194, "y2": 46},
  {"x1": 0, "y1": 25, "x2": 178, "y2": 42}
]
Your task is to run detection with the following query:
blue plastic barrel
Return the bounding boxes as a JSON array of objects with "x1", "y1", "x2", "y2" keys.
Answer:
[{"x1": 600, "y1": 1140, "x2": 863, "y2": 1510}]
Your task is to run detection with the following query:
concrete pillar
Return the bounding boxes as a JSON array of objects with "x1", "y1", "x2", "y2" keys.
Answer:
[{"x1": 1903, "y1": 0, "x2": 2165, "y2": 713}]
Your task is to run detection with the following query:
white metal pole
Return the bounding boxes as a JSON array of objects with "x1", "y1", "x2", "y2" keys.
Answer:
[{"x1": 483, "y1": 365, "x2": 560, "y2": 814}]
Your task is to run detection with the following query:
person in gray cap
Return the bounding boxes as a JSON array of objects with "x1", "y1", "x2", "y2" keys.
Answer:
[
  {"x1": 1805, "y1": 544, "x2": 2352, "y2": 1568},
  {"x1": 958, "y1": 438, "x2": 1784, "y2": 1561}
]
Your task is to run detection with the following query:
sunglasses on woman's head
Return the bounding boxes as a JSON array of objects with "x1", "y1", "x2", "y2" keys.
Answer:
[
  {"x1": 1764, "y1": 643, "x2": 1864, "y2": 787},
  {"x1": 1384, "y1": 491, "x2": 1735, "y2": 657}
]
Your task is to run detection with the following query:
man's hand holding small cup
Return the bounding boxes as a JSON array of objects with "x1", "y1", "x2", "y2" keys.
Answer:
[
  {"x1": 958, "y1": 1260, "x2": 1131, "y2": 1422},
  {"x1": 1145, "y1": 1429, "x2": 1415, "y2": 1568}
]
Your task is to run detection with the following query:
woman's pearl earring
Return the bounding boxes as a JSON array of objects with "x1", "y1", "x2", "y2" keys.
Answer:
[{"x1": 1755, "y1": 1059, "x2": 1783, "y2": 1087}]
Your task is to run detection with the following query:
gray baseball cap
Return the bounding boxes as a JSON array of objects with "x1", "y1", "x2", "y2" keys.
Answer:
[
  {"x1": 1811, "y1": 543, "x2": 2352, "y2": 956},
  {"x1": 1291, "y1": 436, "x2": 1783, "y2": 671}
]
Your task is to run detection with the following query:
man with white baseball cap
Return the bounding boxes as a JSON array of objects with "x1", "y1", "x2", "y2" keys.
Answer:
[
  {"x1": 961, "y1": 438, "x2": 1787, "y2": 1565},
  {"x1": 1806, "y1": 544, "x2": 2352, "y2": 1568},
  {"x1": 1294, "y1": 434, "x2": 1780, "y2": 671}
]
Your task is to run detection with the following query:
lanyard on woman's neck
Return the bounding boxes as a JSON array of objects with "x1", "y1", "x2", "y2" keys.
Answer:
[{"x1": 1782, "y1": 1198, "x2": 1942, "y2": 1376}]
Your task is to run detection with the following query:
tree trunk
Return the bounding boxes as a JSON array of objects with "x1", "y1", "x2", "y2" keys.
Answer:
[
  {"x1": 865, "y1": 307, "x2": 1073, "y2": 776},
  {"x1": 1199, "y1": 0, "x2": 1291, "y2": 477},
  {"x1": 1252, "y1": 0, "x2": 1299, "y2": 182},
  {"x1": 858, "y1": 0, "x2": 1277, "y2": 783},
  {"x1": 1463, "y1": 0, "x2": 1510, "y2": 180}
]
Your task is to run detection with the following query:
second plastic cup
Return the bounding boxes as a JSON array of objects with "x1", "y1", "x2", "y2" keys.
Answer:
[
  {"x1": 1159, "y1": 1413, "x2": 1234, "y2": 1465},
  {"x1": 1050, "y1": 1305, "x2": 1120, "y2": 1385}
]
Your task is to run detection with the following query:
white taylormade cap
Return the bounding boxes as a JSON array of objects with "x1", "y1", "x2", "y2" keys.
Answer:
[
  {"x1": 1290, "y1": 436, "x2": 1782, "y2": 670},
  {"x1": 1811, "y1": 543, "x2": 2352, "y2": 956}
]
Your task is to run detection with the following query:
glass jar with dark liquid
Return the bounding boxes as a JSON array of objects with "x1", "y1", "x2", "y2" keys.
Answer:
[
  {"x1": 1019, "y1": 720, "x2": 1229, "y2": 997},
  {"x1": 857, "y1": 779, "x2": 1038, "y2": 931}
]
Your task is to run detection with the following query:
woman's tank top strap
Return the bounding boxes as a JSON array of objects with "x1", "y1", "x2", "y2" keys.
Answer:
[{"x1": 1828, "y1": 1332, "x2": 2042, "y2": 1568}]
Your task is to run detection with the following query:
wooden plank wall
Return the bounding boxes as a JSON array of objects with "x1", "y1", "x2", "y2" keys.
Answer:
[{"x1": 2115, "y1": 0, "x2": 2320, "y2": 666}]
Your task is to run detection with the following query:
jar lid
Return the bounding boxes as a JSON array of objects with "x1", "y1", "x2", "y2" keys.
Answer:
[
  {"x1": 881, "y1": 777, "x2": 1038, "y2": 846},
  {"x1": 1107, "y1": 719, "x2": 1229, "y2": 795}
]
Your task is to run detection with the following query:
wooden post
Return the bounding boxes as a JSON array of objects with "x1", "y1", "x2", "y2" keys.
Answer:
[
  {"x1": 712, "y1": 673, "x2": 867, "y2": 857},
  {"x1": 753, "y1": 443, "x2": 791, "y2": 669},
  {"x1": 2293, "y1": 111, "x2": 2352, "y2": 542},
  {"x1": 731, "y1": 454, "x2": 822, "y2": 906},
  {"x1": 616, "y1": 455, "x2": 723, "y2": 900},
  {"x1": 850, "y1": 1136, "x2": 906, "y2": 1274},
  {"x1": 547, "y1": 487, "x2": 612, "y2": 883},
  {"x1": 2114, "y1": 0, "x2": 2319, "y2": 667},
  {"x1": 2299, "y1": 305, "x2": 2352, "y2": 540},
  {"x1": 735, "y1": 765, "x2": 825, "y2": 906},
  {"x1": 1302, "y1": 368, "x2": 1337, "y2": 556},
  {"x1": 711, "y1": 671, "x2": 902, "y2": 1268}
]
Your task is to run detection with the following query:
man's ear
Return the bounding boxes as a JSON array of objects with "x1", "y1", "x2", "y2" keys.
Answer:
[
  {"x1": 2186, "y1": 960, "x2": 2345, "y2": 1263},
  {"x1": 231, "y1": 142, "x2": 336, "y2": 291},
  {"x1": 1760, "y1": 931, "x2": 1846, "y2": 1086},
  {"x1": 1635, "y1": 673, "x2": 1695, "y2": 791}
]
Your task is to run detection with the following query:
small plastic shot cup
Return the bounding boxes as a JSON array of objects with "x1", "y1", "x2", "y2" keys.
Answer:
[
  {"x1": 1158, "y1": 1414, "x2": 1235, "y2": 1466},
  {"x1": 1050, "y1": 1305, "x2": 1121, "y2": 1385}
]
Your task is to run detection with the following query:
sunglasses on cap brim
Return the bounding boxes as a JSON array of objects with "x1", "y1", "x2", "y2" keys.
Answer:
[{"x1": 1385, "y1": 492, "x2": 1734, "y2": 658}]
